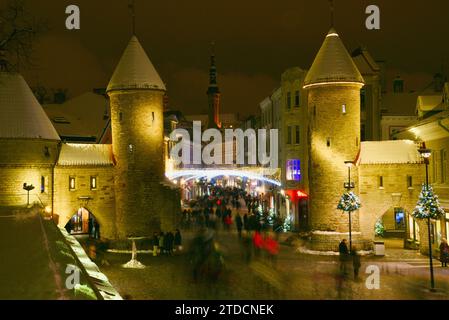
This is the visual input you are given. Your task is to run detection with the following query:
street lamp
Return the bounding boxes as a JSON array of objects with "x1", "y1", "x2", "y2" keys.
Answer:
[
  {"x1": 344, "y1": 161, "x2": 355, "y2": 252},
  {"x1": 418, "y1": 147, "x2": 436, "y2": 291}
]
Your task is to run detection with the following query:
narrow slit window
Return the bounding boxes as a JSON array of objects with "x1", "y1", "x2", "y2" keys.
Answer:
[
  {"x1": 407, "y1": 176, "x2": 413, "y2": 188},
  {"x1": 379, "y1": 176, "x2": 384, "y2": 188},
  {"x1": 69, "y1": 177, "x2": 76, "y2": 191},
  {"x1": 326, "y1": 138, "x2": 331, "y2": 147},
  {"x1": 41, "y1": 176, "x2": 46, "y2": 193},
  {"x1": 90, "y1": 176, "x2": 97, "y2": 190},
  {"x1": 342, "y1": 104, "x2": 347, "y2": 114}
]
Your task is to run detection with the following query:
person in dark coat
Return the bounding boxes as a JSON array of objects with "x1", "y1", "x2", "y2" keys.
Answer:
[
  {"x1": 351, "y1": 246, "x2": 361, "y2": 280},
  {"x1": 243, "y1": 213, "x2": 249, "y2": 232},
  {"x1": 152, "y1": 232, "x2": 159, "y2": 256},
  {"x1": 165, "y1": 231, "x2": 175, "y2": 255},
  {"x1": 174, "y1": 229, "x2": 182, "y2": 252},
  {"x1": 339, "y1": 239, "x2": 349, "y2": 275},
  {"x1": 235, "y1": 213, "x2": 243, "y2": 238}
]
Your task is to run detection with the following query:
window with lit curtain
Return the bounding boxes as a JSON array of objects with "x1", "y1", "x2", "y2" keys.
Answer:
[
  {"x1": 286, "y1": 159, "x2": 301, "y2": 181},
  {"x1": 90, "y1": 176, "x2": 97, "y2": 190},
  {"x1": 69, "y1": 177, "x2": 76, "y2": 191}
]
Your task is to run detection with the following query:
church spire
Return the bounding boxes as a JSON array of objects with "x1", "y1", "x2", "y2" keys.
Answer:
[
  {"x1": 207, "y1": 42, "x2": 221, "y2": 129},
  {"x1": 208, "y1": 42, "x2": 218, "y2": 88}
]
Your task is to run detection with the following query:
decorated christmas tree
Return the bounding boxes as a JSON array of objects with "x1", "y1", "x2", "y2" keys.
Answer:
[
  {"x1": 412, "y1": 184, "x2": 445, "y2": 219},
  {"x1": 337, "y1": 192, "x2": 361, "y2": 212}
]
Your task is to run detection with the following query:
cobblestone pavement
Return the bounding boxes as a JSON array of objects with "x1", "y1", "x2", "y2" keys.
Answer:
[{"x1": 98, "y1": 229, "x2": 449, "y2": 300}]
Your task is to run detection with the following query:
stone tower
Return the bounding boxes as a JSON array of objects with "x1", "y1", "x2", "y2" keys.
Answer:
[
  {"x1": 207, "y1": 44, "x2": 221, "y2": 129},
  {"x1": 303, "y1": 28, "x2": 365, "y2": 250},
  {"x1": 0, "y1": 72, "x2": 60, "y2": 207},
  {"x1": 107, "y1": 36, "x2": 178, "y2": 239}
]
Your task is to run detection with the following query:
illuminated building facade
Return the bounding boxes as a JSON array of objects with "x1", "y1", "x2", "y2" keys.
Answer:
[{"x1": 0, "y1": 35, "x2": 180, "y2": 241}]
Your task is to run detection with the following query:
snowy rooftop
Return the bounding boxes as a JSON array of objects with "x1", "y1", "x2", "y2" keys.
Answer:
[
  {"x1": 359, "y1": 140, "x2": 421, "y2": 165},
  {"x1": 57, "y1": 143, "x2": 114, "y2": 166},
  {"x1": 0, "y1": 72, "x2": 60, "y2": 141},
  {"x1": 44, "y1": 92, "x2": 110, "y2": 142},
  {"x1": 107, "y1": 36, "x2": 166, "y2": 92},
  {"x1": 304, "y1": 28, "x2": 364, "y2": 88}
]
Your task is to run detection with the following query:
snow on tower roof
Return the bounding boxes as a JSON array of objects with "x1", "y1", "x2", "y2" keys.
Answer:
[
  {"x1": 57, "y1": 143, "x2": 114, "y2": 166},
  {"x1": 304, "y1": 28, "x2": 365, "y2": 89},
  {"x1": 0, "y1": 72, "x2": 60, "y2": 141},
  {"x1": 107, "y1": 36, "x2": 166, "y2": 92},
  {"x1": 359, "y1": 140, "x2": 421, "y2": 165}
]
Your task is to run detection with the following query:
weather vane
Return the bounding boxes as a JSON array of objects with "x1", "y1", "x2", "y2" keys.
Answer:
[
  {"x1": 329, "y1": 0, "x2": 334, "y2": 27},
  {"x1": 128, "y1": 0, "x2": 136, "y2": 35}
]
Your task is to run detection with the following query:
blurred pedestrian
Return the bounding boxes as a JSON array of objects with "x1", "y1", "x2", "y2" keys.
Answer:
[
  {"x1": 174, "y1": 229, "x2": 183, "y2": 253},
  {"x1": 166, "y1": 231, "x2": 175, "y2": 255},
  {"x1": 351, "y1": 245, "x2": 361, "y2": 280},
  {"x1": 159, "y1": 232, "x2": 165, "y2": 255},
  {"x1": 339, "y1": 239, "x2": 349, "y2": 275},
  {"x1": 253, "y1": 231, "x2": 264, "y2": 258},
  {"x1": 243, "y1": 213, "x2": 249, "y2": 233},
  {"x1": 152, "y1": 232, "x2": 159, "y2": 256},
  {"x1": 235, "y1": 212, "x2": 243, "y2": 238},
  {"x1": 440, "y1": 238, "x2": 449, "y2": 267},
  {"x1": 264, "y1": 232, "x2": 280, "y2": 267}
]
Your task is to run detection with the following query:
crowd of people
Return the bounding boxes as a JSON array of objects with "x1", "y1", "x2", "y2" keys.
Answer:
[
  {"x1": 151, "y1": 229, "x2": 182, "y2": 256},
  {"x1": 180, "y1": 186, "x2": 284, "y2": 235}
]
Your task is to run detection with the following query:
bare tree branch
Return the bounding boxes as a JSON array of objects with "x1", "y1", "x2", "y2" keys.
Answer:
[{"x1": 0, "y1": 0, "x2": 47, "y2": 71}]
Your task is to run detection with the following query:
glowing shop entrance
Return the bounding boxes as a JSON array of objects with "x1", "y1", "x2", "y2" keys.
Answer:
[{"x1": 64, "y1": 207, "x2": 99, "y2": 238}]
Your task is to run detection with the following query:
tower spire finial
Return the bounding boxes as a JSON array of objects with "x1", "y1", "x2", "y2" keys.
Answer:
[
  {"x1": 128, "y1": 0, "x2": 136, "y2": 35},
  {"x1": 329, "y1": 0, "x2": 334, "y2": 28}
]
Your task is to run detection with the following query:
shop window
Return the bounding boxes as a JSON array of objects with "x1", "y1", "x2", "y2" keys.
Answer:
[
  {"x1": 69, "y1": 177, "x2": 76, "y2": 191},
  {"x1": 394, "y1": 208, "x2": 405, "y2": 230},
  {"x1": 286, "y1": 159, "x2": 301, "y2": 181}
]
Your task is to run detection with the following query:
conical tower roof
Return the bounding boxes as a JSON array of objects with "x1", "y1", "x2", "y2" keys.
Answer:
[
  {"x1": 107, "y1": 36, "x2": 166, "y2": 92},
  {"x1": 304, "y1": 28, "x2": 364, "y2": 89},
  {"x1": 0, "y1": 72, "x2": 60, "y2": 140}
]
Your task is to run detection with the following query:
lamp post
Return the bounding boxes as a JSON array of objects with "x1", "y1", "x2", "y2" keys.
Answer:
[
  {"x1": 344, "y1": 161, "x2": 355, "y2": 253},
  {"x1": 418, "y1": 147, "x2": 435, "y2": 291}
]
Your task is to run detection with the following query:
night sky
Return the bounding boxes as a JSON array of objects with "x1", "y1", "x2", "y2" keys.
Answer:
[{"x1": 10, "y1": 0, "x2": 449, "y2": 117}]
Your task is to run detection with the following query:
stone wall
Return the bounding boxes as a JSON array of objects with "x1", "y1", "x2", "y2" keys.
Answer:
[
  {"x1": 53, "y1": 166, "x2": 116, "y2": 239},
  {"x1": 0, "y1": 139, "x2": 59, "y2": 207},
  {"x1": 358, "y1": 163, "x2": 424, "y2": 242}
]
